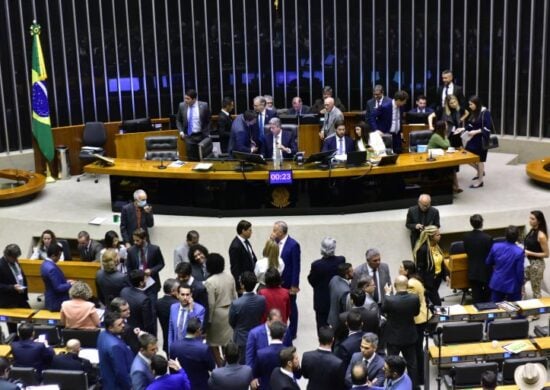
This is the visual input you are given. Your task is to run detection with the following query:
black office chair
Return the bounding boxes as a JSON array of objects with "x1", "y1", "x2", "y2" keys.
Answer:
[
  {"x1": 281, "y1": 124, "x2": 299, "y2": 146},
  {"x1": 9, "y1": 366, "x2": 39, "y2": 386},
  {"x1": 409, "y1": 129, "x2": 433, "y2": 152},
  {"x1": 33, "y1": 325, "x2": 62, "y2": 346},
  {"x1": 42, "y1": 369, "x2": 90, "y2": 390},
  {"x1": 444, "y1": 362, "x2": 498, "y2": 389},
  {"x1": 198, "y1": 137, "x2": 215, "y2": 160},
  {"x1": 487, "y1": 319, "x2": 529, "y2": 340},
  {"x1": 434, "y1": 322, "x2": 484, "y2": 345},
  {"x1": 501, "y1": 357, "x2": 547, "y2": 384},
  {"x1": 449, "y1": 241, "x2": 465, "y2": 255},
  {"x1": 61, "y1": 328, "x2": 100, "y2": 348},
  {"x1": 77, "y1": 122, "x2": 107, "y2": 183},
  {"x1": 144, "y1": 136, "x2": 179, "y2": 161}
]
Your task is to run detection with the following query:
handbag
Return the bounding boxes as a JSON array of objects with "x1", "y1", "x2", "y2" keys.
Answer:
[{"x1": 481, "y1": 110, "x2": 499, "y2": 150}]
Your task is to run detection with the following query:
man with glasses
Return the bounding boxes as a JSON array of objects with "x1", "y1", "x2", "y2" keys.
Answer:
[{"x1": 405, "y1": 193, "x2": 440, "y2": 249}]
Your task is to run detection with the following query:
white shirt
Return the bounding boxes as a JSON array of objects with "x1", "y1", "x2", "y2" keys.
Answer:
[
  {"x1": 335, "y1": 136, "x2": 347, "y2": 156},
  {"x1": 390, "y1": 100, "x2": 400, "y2": 134},
  {"x1": 441, "y1": 83, "x2": 455, "y2": 106},
  {"x1": 272, "y1": 133, "x2": 282, "y2": 160},
  {"x1": 188, "y1": 104, "x2": 200, "y2": 134},
  {"x1": 254, "y1": 256, "x2": 285, "y2": 285}
]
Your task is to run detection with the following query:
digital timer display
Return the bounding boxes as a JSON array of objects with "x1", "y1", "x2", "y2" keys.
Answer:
[{"x1": 269, "y1": 170, "x2": 293, "y2": 185}]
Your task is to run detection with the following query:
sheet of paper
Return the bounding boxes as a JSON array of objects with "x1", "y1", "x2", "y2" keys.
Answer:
[{"x1": 88, "y1": 217, "x2": 105, "y2": 225}]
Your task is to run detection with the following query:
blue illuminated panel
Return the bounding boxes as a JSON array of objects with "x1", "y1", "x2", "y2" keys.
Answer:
[{"x1": 269, "y1": 170, "x2": 293, "y2": 185}]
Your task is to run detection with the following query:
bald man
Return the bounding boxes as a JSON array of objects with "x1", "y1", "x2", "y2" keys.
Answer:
[
  {"x1": 382, "y1": 276, "x2": 420, "y2": 388},
  {"x1": 50, "y1": 339, "x2": 97, "y2": 384},
  {"x1": 405, "y1": 194, "x2": 440, "y2": 249},
  {"x1": 319, "y1": 97, "x2": 344, "y2": 141}
]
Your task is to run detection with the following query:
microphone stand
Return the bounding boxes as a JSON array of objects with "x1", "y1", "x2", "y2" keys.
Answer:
[
  {"x1": 436, "y1": 326, "x2": 443, "y2": 390},
  {"x1": 157, "y1": 158, "x2": 167, "y2": 169}
]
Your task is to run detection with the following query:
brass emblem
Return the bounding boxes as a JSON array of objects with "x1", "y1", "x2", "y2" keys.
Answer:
[{"x1": 270, "y1": 186, "x2": 290, "y2": 208}]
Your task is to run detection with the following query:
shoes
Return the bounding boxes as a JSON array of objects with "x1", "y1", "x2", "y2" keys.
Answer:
[
  {"x1": 472, "y1": 172, "x2": 486, "y2": 180},
  {"x1": 453, "y1": 188, "x2": 464, "y2": 194},
  {"x1": 470, "y1": 182, "x2": 484, "y2": 188}
]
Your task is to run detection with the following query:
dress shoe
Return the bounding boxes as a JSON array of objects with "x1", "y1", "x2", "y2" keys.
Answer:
[
  {"x1": 469, "y1": 182, "x2": 484, "y2": 188},
  {"x1": 472, "y1": 172, "x2": 486, "y2": 180},
  {"x1": 453, "y1": 187, "x2": 463, "y2": 194}
]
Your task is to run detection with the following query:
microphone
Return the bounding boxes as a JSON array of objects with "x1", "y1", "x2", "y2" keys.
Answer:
[{"x1": 157, "y1": 158, "x2": 167, "y2": 170}]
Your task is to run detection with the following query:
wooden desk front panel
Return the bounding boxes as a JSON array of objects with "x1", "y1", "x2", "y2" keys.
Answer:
[
  {"x1": 446, "y1": 253, "x2": 469, "y2": 290},
  {"x1": 115, "y1": 130, "x2": 187, "y2": 160},
  {"x1": 19, "y1": 259, "x2": 100, "y2": 296}
]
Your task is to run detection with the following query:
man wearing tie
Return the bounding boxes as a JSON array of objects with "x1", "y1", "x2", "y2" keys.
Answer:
[
  {"x1": 261, "y1": 117, "x2": 298, "y2": 160},
  {"x1": 436, "y1": 69, "x2": 465, "y2": 108},
  {"x1": 0, "y1": 244, "x2": 30, "y2": 334},
  {"x1": 319, "y1": 97, "x2": 344, "y2": 141},
  {"x1": 321, "y1": 120, "x2": 355, "y2": 158},
  {"x1": 228, "y1": 220, "x2": 258, "y2": 293},
  {"x1": 408, "y1": 95, "x2": 434, "y2": 114},
  {"x1": 368, "y1": 90, "x2": 409, "y2": 153},
  {"x1": 287, "y1": 96, "x2": 310, "y2": 116},
  {"x1": 365, "y1": 85, "x2": 391, "y2": 121},
  {"x1": 350, "y1": 249, "x2": 391, "y2": 307},
  {"x1": 253, "y1": 96, "x2": 278, "y2": 151},
  {"x1": 120, "y1": 189, "x2": 154, "y2": 246},
  {"x1": 167, "y1": 284, "x2": 205, "y2": 351},
  {"x1": 176, "y1": 89, "x2": 211, "y2": 161}
]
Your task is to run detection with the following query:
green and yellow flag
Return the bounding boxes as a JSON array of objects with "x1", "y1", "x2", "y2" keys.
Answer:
[{"x1": 30, "y1": 21, "x2": 54, "y2": 162}]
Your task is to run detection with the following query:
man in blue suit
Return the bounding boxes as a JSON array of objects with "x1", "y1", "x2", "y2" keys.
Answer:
[
  {"x1": 271, "y1": 221, "x2": 301, "y2": 340},
  {"x1": 147, "y1": 355, "x2": 191, "y2": 390},
  {"x1": 40, "y1": 244, "x2": 73, "y2": 311},
  {"x1": 253, "y1": 321, "x2": 287, "y2": 390},
  {"x1": 261, "y1": 117, "x2": 298, "y2": 160},
  {"x1": 130, "y1": 333, "x2": 158, "y2": 390},
  {"x1": 228, "y1": 110, "x2": 259, "y2": 156},
  {"x1": 229, "y1": 272, "x2": 266, "y2": 362},
  {"x1": 245, "y1": 309, "x2": 292, "y2": 369},
  {"x1": 368, "y1": 90, "x2": 409, "y2": 154},
  {"x1": 408, "y1": 95, "x2": 434, "y2": 114},
  {"x1": 364, "y1": 85, "x2": 392, "y2": 121},
  {"x1": 209, "y1": 341, "x2": 253, "y2": 390},
  {"x1": 369, "y1": 355, "x2": 412, "y2": 390},
  {"x1": 97, "y1": 312, "x2": 134, "y2": 390},
  {"x1": 345, "y1": 333, "x2": 385, "y2": 388},
  {"x1": 253, "y1": 95, "x2": 278, "y2": 150},
  {"x1": 321, "y1": 120, "x2": 355, "y2": 158},
  {"x1": 334, "y1": 311, "x2": 365, "y2": 369},
  {"x1": 167, "y1": 284, "x2": 205, "y2": 351},
  {"x1": 11, "y1": 323, "x2": 54, "y2": 377},
  {"x1": 169, "y1": 317, "x2": 215, "y2": 390}
]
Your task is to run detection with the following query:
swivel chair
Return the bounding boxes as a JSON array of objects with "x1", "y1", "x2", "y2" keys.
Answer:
[
  {"x1": 77, "y1": 122, "x2": 107, "y2": 183},
  {"x1": 42, "y1": 369, "x2": 91, "y2": 390},
  {"x1": 144, "y1": 136, "x2": 179, "y2": 161},
  {"x1": 409, "y1": 129, "x2": 433, "y2": 152}
]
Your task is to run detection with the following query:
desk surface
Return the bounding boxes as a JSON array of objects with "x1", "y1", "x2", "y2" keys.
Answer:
[
  {"x1": 32, "y1": 310, "x2": 61, "y2": 321},
  {"x1": 0, "y1": 345, "x2": 11, "y2": 357},
  {"x1": 429, "y1": 339, "x2": 537, "y2": 363},
  {"x1": 0, "y1": 308, "x2": 36, "y2": 320}
]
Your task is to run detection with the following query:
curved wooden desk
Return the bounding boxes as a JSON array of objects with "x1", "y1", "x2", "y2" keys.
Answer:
[
  {"x1": 0, "y1": 169, "x2": 46, "y2": 205},
  {"x1": 526, "y1": 157, "x2": 550, "y2": 184}
]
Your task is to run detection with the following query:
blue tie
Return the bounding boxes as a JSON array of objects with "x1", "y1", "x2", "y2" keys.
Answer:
[
  {"x1": 338, "y1": 138, "x2": 344, "y2": 154},
  {"x1": 187, "y1": 106, "x2": 194, "y2": 135}
]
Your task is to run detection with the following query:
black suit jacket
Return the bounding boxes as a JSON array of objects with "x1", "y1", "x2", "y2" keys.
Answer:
[
  {"x1": 382, "y1": 292, "x2": 419, "y2": 346},
  {"x1": 307, "y1": 256, "x2": 346, "y2": 313},
  {"x1": 126, "y1": 243, "x2": 165, "y2": 294},
  {"x1": 120, "y1": 202, "x2": 154, "y2": 244},
  {"x1": 228, "y1": 236, "x2": 257, "y2": 288},
  {"x1": 270, "y1": 368, "x2": 300, "y2": 390},
  {"x1": 463, "y1": 229, "x2": 493, "y2": 283},
  {"x1": 176, "y1": 100, "x2": 211, "y2": 143},
  {"x1": 405, "y1": 205, "x2": 440, "y2": 248},
  {"x1": 50, "y1": 352, "x2": 97, "y2": 384},
  {"x1": 78, "y1": 240, "x2": 103, "y2": 262},
  {"x1": 95, "y1": 269, "x2": 130, "y2": 306},
  {"x1": 287, "y1": 105, "x2": 311, "y2": 116},
  {"x1": 301, "y1": 349, "x2": 345, "y2": 390},
  {"x1": 156, "y1": 294, "x2": 179, "y2": 353},
  {"x1": 217, "y1": 110, "x2": 233, "y2": 152},
  {"x1": 0, "y1": 256, "x2": 29, "y2": 308},
  {"x1": 120, "y1": 286, "x2": 156, "y2": 335},
  {"x1": 334, "y1": 331, "x2": 365, "y2": 368},
  {"x1": 336, "y1": 307, "x2": 379, "y2": 343},
  {"x1": 436, "y1": 84, "x2": 465, "y2": 108}
]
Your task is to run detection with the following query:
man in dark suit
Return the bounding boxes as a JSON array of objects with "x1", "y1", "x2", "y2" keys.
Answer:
[
  {"x1": 11, "y1": 323, "x2": 54, "y2": 376},
  {"x1": 368, "y1": 90, "x2": 409, "y2": 153},
  {"x1": 405, "y1": 193, "x2": 441, "y2": 249},
  {"x1": 0, "y1": 357, "x2": 20, "y2": 390},
  {"x1": 365, "y1": 85, "x2": 392, "y2": 121},
  {"x1": 227, "y1": 110, "x2": 258, "y2": 156},
  {"x1": 228, "y1": 220, "x2": 258, "y2": 291},
  {"x1": 437, "y1": 69, "x2": 465, "y2": 108},
  {"x1": 261, "y1": 117, "x2": 298, "y2": 160},
  {"x1": 327, "y1": 263, "x2": 353, "y2": 328},
  {"x1": 463, "y1": 214, "x2": 494, "y2": 303},
  {"x1": 120, "y1": 270, "x2": 156, "y2": 335},
  {"x1": 345, "y1": 333, "x2": 385, "y2": 388},
  {"x1": 271, "y1": 221, "x2": 301, "y2": 340},
  {"x1": 40, "y1": 244, "x2": 73, "y2": 311},
  {"x1": 109, "y1": 297, "x2": 140, "y2": 354},
  {"x1": 287, "y1": 96, "x2": 310, "y2": 116},
  {"x1": 269, "y1": 346, "x2": 301, "y2": 390},
  {"x1": 168, "y1": 284, "x2": 206, "y2": 350},
  {"x1": 351, "y1": 248, "x2": 391, "y2": 306},
  {"x1": 120, "y1": 189, "x2": 154, "y2": 245},
  {"x1": 126, "y1": 227, "x2": 165, "y2": 304},
  {"x1": 321, "y1": 120, "x2": 355, "y2": 158},
  {"x1": 336, "y1": 289, "x2": 380, "y2": 343},
  {"x1": 0, "y1": 244, "x2": 30, "y2": 334},
  {"x1": 311, "y1": 85, "x2": 346, "y2": 114},
  {"x1": 408, "y1": 95, "x2": 434, "y2": 114},
  {"x1": 76, "y1": 230, "x2": 103, "y2": 261},
  {"x1": 147, "y1": 355, "x2": 191, "y2": 390},
  {"x1": 348, "y1": 362, "x2": 371, "y2": 390},
  {"x1": 51, "y1": 338, "x2": 97, "y2": 385},
  {"x1": 175, "y1": 261, "x2": 209, "y2": 316},
  {"x1": 155, "y1": 278, "x2": 179, "y2": 354},
  {"x1": 253, "y1": 321, "x2": 288, "y2": 390},
  {"x1": 334, "y1": 311, "x2": 365, "y2": 369},
  {"x1": 382, "y1": 276, "x2": 420, "y2": 389},
  {"x1": 130, "y1": 333, "x2": 158, "y2": 390},
  {"x1": 209, "y1": 341, "x2": 253, "y2": 390},
  {"x1": 245, "y1": 309, "x2": 291, "y2": 368},
  {"x1": 216, "y1": 97, "x2": 234, "y2": 153},
  {"x1": 301, "y1": 326, "x2": 345, "y2": 390},
  {"x1": 97, "y1": 312, "x2": 134, "y2": 390},
  {"x1": 176, "y1": 88, "x2": 211, "y2": 161},
  {"x1": 96, "y1": 248, "x2": 131, "y2": 306},
  {"x1": 170, "y1": 317, "x2": 215, "y2": 390},
  {"x1": 253, "y1": 95, "x2": 278, "y2": 150},
  {"x1": 229, "y1": 272, "x2": 266, "y2": 362}
]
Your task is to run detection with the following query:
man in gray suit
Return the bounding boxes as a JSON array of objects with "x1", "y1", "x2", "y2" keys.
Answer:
[
  {"x1": 345, "y1": 333, "x2": 385, "y2": 388},
  {"x1": 208, "y1": 342, "x2": 253, "y2": 390},
  {"x1": 77, "y1": 231, "x2": 103, "y2": 261},
  {"x1": 228, "y1": 272, "x2": 266, "y2": 363},
  {"x1": 319, "y1": 97, "x2": 344, "y2": 141},
  {"x1": 327, "y1": 263, "x2": 354, "y2": 329},
  {"x1": 173, "y1": 230, "x2": 199, "y2": 269},
  {"x1": 176, "y1": 89, "x2": 211, "y2": 161},
  {"x1": 351, "y1": 249, "x2": 391, "y2": 306}
]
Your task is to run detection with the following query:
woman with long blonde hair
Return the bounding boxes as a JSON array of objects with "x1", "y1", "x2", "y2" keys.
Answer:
[
  {"x1": 413, "y1": 225, "x2": 449, "y2": 306},
  {"x1": 254, "y1": 239, "x2": 285, "y2": 285}
]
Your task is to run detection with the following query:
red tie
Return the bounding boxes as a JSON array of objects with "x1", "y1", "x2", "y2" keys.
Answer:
[
  {"x1": 140, "y1": 247, "x2": 147, "y2": 269},
  {"x1": 136, "y1": 206, "x2": 142, "y2": 228}
]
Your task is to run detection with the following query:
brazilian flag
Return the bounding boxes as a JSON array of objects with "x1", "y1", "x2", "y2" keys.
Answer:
[{"x1": 30, "y1": 21, "x2": 54, "y2": 162}]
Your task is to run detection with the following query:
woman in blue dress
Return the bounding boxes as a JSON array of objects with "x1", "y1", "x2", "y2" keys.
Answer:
[{"x1": 464, "y1": 96, "x2": 493, "y2": 188}]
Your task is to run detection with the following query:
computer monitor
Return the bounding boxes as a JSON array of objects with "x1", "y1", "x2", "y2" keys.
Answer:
[
  {"x1": 120, "y1": 117, "x2": 154, "y2": 133},
  {"x1": 305, "y1": 149, "x2": 336, "y2": 164},
  {"x1": 298, "y1": 114, "x2": 320, "y2": 124},
  {"x1": 406, "y1": 111, "x2": 430, "y2": 124},
  {"x1": 232, "y1": 151, "x2": 267, "y2": 172}
]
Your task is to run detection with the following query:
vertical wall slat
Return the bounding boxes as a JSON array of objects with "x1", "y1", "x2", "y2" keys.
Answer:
[
  {"x1": 190, "y1": 0, "x2": 199, "y2": 92},
  {"x1": 282, "y1": 0, "x2": 288, "y2": 104},
  {"x1": 488, "y1": 0, "x2": 494, "y2": 111},
  {"x1": 45, "y1": 2, "x2": 60, "y2": 126},
  {"x1": 85, "y1": 0, "x2": 97, "y2": 121},
  {"x1": 6, "y1": 1, "x2": 20, "y2": 148},
  {"x1": 202, "y1": 0, "x2": 211, "y2": 107},
  {"x1": 152, "y1": 0, "x2": 161, "y2": 115},
  {"x1": 242, "y1": 0, "x2": 250, "y2": 106},
  {"x1": 71, "y1": 0, "x2": 85, "y2": 123},
  {"x1": 500, "y1": 0, "x2": 508, "y2": 135},
  {"x1": 526, "y1": 0, "x2": 535, "y2": 137},
  {"x1": 165, "y1": 0, "x2": 174, "y2": 113},
  {"x1": 255, "y1": 0, "x2": 262, "y2": 94},
  {"x1": 307, "y1": 0, "x2": 313, "y2": 105},
  {"x1": 229, "y1": 0, "x2": 237, "y2": 111},
  {"x1": 463, "y1": 0, "x2": 468, "y2": 94},
  {"x1": 475, "y1": 0, "x2": 480, "y2": 95},
  {"x1": 539, "y1": 0, "x2": 549, "y2": 138},
  {"x1": 111, "y1": 1, "x2": 123, "y2": 118},
  {"x1": 124, "y1": 0, "x2": 135, "y2": 117},
  {"x1": 385, "y1": 0, "x2": 389, "y2": 93},
  {"x1": 512, "y1": 0, "x2": 521, "y2": 136},
  {"x1": 216, "y1": 1, "x2": 224, "y2": 103}
]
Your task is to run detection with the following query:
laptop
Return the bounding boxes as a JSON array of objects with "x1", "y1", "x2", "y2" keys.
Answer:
[
  {"x1": 346, "y1": 151, "x2": 367, "y2": 167},
  {"x1": 376, "y1": 154, "x2": 399, "y2": 166}
]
